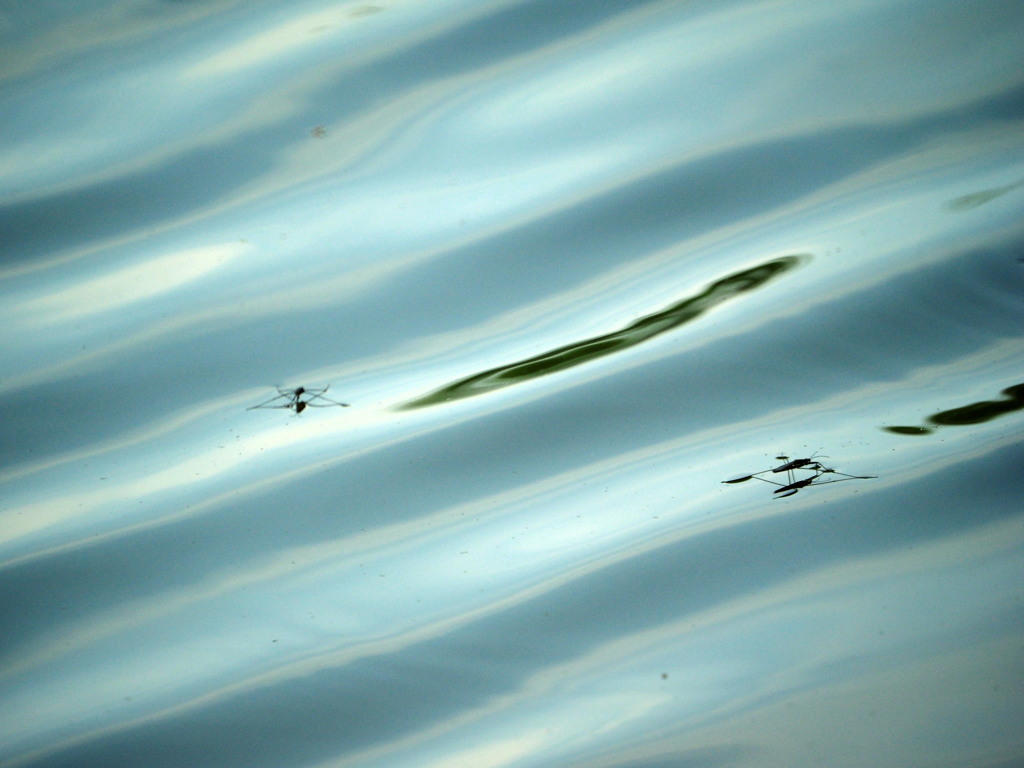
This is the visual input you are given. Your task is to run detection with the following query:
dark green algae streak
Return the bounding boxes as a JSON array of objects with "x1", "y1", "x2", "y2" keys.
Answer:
[
  {"x1": 884, "y1": 383, "x2": 1024, "y2": 435},
  {"x1": 400, "y1": 254, "x2": 808, "y2": 410}
]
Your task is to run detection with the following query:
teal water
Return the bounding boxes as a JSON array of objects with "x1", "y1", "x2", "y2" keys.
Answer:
[{"x1": 2, "y1": 2, "x2": 1023, "y2": 767}]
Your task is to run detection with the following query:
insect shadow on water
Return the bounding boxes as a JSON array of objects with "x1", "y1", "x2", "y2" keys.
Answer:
[
  {"x1": 723, "y1": 453, "x2": 876, "y2": 498},
  {"x1": 247, "y1": 386, "x2": 350, "y2": 414}
]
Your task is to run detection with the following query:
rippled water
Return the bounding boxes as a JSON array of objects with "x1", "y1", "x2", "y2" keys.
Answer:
[{"x1": 2, "y1": 2, "x2": 1024, "y2": 767}]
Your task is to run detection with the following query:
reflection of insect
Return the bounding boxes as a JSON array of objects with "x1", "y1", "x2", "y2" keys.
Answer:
[
  {"x1": 247, "y1": 386, "x2": 349, "y2": 414},
  {"x1": 723, "y1": 454, "x2": 875, "y2": 498}
]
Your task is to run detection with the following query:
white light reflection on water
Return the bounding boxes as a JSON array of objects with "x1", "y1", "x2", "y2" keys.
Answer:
[{"x1": 2, "y1": 1, "x2": 1024, "y2": 767}]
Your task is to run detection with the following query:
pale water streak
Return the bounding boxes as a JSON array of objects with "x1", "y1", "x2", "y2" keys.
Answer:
[{"x1": 2, "y1": 1, "x2": 1024, "y2": 767}]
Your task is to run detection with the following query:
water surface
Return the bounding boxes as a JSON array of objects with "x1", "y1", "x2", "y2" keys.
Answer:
[{"x1": 2, "y1": 1, "x2": 1023, "y2": 767}]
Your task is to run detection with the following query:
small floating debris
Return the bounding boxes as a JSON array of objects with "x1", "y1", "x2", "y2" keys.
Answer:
[
  {"x1": 723, "y1": 453, "x2": 876, "y2": 498},
  {"x1": 247, "y1": 386, "x2": 349, "y2": 414}
]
